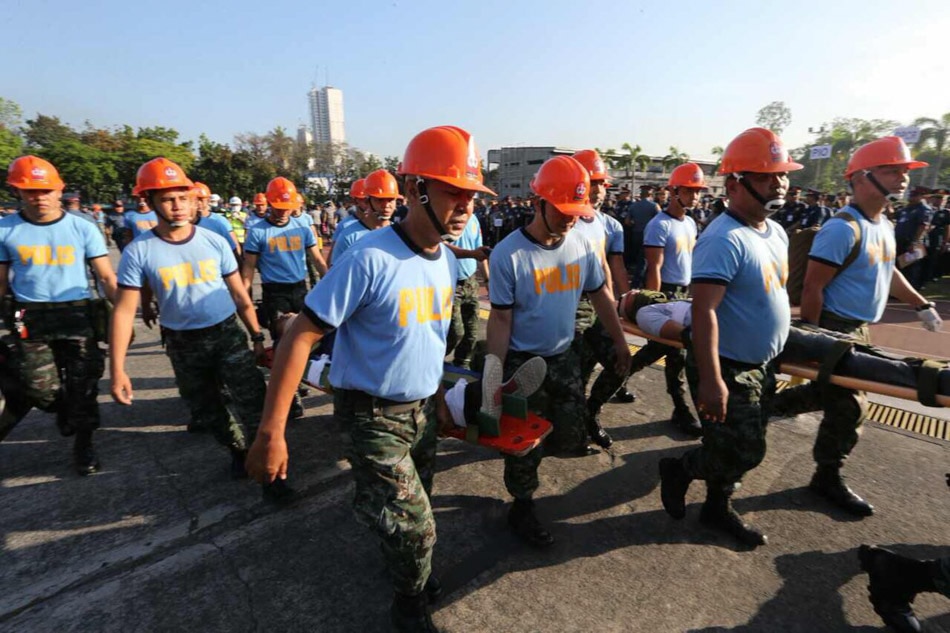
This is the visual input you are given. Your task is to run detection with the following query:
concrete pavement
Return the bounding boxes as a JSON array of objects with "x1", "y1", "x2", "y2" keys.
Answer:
[{"x1": 1, "y1": 312, "x2": 949, "y2": 632}]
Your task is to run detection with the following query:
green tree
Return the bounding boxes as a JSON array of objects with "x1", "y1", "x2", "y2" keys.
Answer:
[
  {"x1": 662, "y1": 146, "x2": 689, "y2": 171},
  {"x1": 914, "y1": 113, "x2": 950, "y2": 187},
  {"x1": 710, "y1": 146, "x2": 725, "y2": 173},
  {"x1": 40, "y1": 138, "x2": 118, "y2": 200},
  {"x1": 0, "y1": 98, "x2": 24, "y2": 174},
  {"x1": 24, "y1": 114, "x2": 79, "y2": 149},
  {"x1": 383, "y1": 156, "x2": 401, "y2": 172},
  {"x1": 755, "y1": 101, "x2": 792, "y2": 135}
]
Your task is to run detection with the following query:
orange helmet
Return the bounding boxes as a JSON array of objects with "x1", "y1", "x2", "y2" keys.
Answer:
[
  {"x1": 719, "y1": 127, "x2": 803, "y2": 175},
  {"x1": 530, "y1": 156, "x2": 594, "y2": 217},
  {"x1": 6, "y1": 155, "x2": 65, "y2": 190},
  {"x1": 363, "y1": 169, "x2": 399, "y2": 199},
  {"x1": 397, "y1": 125, "x2": 496, "y2": 195},
  {"x1": 844, "y1": 136, "x2": 928, "y2": 179},
  {"x1": 668, "y1": 163, "x2": 708, "y2": 189},
  {"x1": 134, "y1": 157, "x2": 193, "y2": 195},
  {"x1": 349, "y1": 178, "x2": 367, "y2": 200},
  {"x1": 253, "y1": 192, "x2": 267, "y2": 205},
  {"x1": 191, "y1": 182, "x2": 211, "y2": 199},
  {"x1": 572, "y1": 149, "x2": 609, "y2": 183},
  {"x1": 266, "y1": 177, "x2": 298, "y2": 210}
]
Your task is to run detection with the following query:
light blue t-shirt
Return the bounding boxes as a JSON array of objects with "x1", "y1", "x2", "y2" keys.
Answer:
[
  {"x1": 197, "y1": 214, "x2": 238, "y2": 249},
  {"x1": 244, "y1": 219, "x2": 316, "y2": 284},
  {"x1": 117, "y1": 226, "x2": 239, "y2": 331},
  {"x1": 454, "y1": 214, "x2": 483, "y2": 280},
  {"x1": 604, "y1": 213, "x2": 625, "y2": 255},
  {"x1": 809, "y1": 205, "x2": 896, "y2": 323},
  {"x1": 644, "y1": 212, "x2": 698, "y2": 286},
  {"x1": 303, "y1": 225, "x2": 457, "y2": 402},
  {"x1": 573, "y1": 213, "x2": 608, "y2": 263},
  {"x1": 293, "y1": 213, "x2": 314, "y2": 229},
  {"x1": 0, "y1": 212, "x2": 108, "y2": 302},
  {"x1": 691, "y1": 212, "x2": 790, "y2": 364},
  {"x1": 244, "y1": 213, "x2": 268, "y2": 230},
  {"x1": 330, "y1": 219, "x2": 372, "y2": 264},
  {"x1": 129, "y1": 210, "x2": 159, "y2": 238},
  {"x1": 489, "y1": 228, "x2": 604, "y2": 357},
  {"x1": 332, "y1": 214, "x2": 358, "y2": 240}
]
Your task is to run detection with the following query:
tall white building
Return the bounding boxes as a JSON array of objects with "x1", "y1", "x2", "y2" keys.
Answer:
[{"x1": 308, "y1": 86, "x2": 346, "y2": 145}]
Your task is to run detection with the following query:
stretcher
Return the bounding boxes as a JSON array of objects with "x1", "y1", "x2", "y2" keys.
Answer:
[
  {"x1": 258, "y1": 351, "x2": 553, "y2": 455},
  {"x1": 620, "y1": 320, "x2": 950, "y2": 408}
]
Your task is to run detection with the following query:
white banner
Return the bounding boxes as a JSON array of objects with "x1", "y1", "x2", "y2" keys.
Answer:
[
  {"x1": 809, "y1": 144, "x2": 832, "y2": 160},
  {"x1": 893, "y1": 126, "x2": 921, "y2": 145}
]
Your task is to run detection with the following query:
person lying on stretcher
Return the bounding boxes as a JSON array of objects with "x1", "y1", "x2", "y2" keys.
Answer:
[
  {"x1": 269, "y1": 312, "x2": 550, "y2": 426},
  {"x1": 620, "y1": 290, "x2": 950, "y2": 406}
]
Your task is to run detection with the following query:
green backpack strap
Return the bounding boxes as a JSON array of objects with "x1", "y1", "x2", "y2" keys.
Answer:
[{"x1": 917, "y1": 360, "x2": 943, "y2": 407}]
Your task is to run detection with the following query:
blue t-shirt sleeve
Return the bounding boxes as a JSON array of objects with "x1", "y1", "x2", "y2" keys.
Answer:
[
  {"x1": 488, "y1": 249, "x2": 516, "y2": 307},
  {"x1": 83, "y1": 221, "x2": 108, "y2": 259},
  {"x1": 117, "y1": 245, "x2": 144, "y2": 288},
  {"x1": 692, "y1": 234, "x2": 740, "y2": 284},
  {"x1": 606, "y1": 218, "x2": 624, "y2": 254},
  {"x1": 582, "y1": 241, "x2": 606, "y2": 292},
  {"x1": 244, "y1": 228, "x2": 263, "y2": 255},
  {"x1": 643, "y1": 218, "x2": 668, "y2": 248},
  {"x1": 304, "y1": 257, "x2": 371, "y2": 327},
  {"x1": 809, "y1": 218, "x2": 857, "y2": 267},
  {"x1": 303, "y1": 226, "x2": 317, "y2": 249},
  {"x1": 0, "y1": 227, "x2": 10, "y2": 262},
  {"x1": 473, "y1": 221, "x2": 483, "y2": 248},
  {"x1": 216, "y1": 234, "x2": 238, "y2": 276}
]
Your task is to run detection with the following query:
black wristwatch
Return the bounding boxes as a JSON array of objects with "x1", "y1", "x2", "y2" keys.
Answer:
[
  {"x1": 916, "y1": 302, "x2": 936, "y2": 312},
  {"x1": 250, "y1": 331, "x2": 265, "y2": 343}
]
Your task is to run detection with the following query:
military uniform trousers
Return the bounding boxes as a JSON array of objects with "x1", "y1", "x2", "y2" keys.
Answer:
[
  {"x1": 770, "y1": 311, "x2": 870, "y2": 468},
  {"x1": 504, "y1": 346, "x2": 588, "y2": 500},
  {"x1": 446, "y1": 275, "x2": 480, "y2": 368},
  {"x1": 260, "y1": 280, "x2": 308, "y2": 342},
  {"x1": 162, "y1": 315, "x2": 266, "y2": 451},
  {"x1": 335, "y1": 389, "x2": 438, "y2": 596},
  {"x1": 2, "y1": 302, "x2": 104, "y2": 439},
  {"x1": 682, "y1": 352, "x2": 776, "y2": 487}
]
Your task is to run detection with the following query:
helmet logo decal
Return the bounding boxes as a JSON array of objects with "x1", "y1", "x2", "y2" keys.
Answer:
[
  {"x1": 164, "y1": 167, "x2": 179, "y2": 180},
  {"x1": 281, "y1": 193, "x2": 291, "y2": 200},
  {"x1": 594, "y1": 159, "x2": 605, "y2": 174},
  {"x1": 30, "y1": 167, "x2": 47, "y2": 179},
  {"x1": 769, "y1": 142, "x2": 784, "y2": 163},
  {"x1": 574, "y1": 182, "x2": 587, "y2": 201},
  {"x1": 466, "y1": 136, "x2": 479, "y2": 180}
]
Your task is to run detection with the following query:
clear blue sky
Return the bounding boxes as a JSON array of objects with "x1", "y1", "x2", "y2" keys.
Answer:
[{"x1": 6, "y1": 0, "x2": 949, "y2": 161}]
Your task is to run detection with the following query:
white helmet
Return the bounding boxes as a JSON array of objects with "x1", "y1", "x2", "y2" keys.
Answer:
[
  {"x1": 209, "y1": 193, "x2": 221, "y2": 204},
  {"x1": 228, "y1": 196, "x2": 242, "y2": 206}
]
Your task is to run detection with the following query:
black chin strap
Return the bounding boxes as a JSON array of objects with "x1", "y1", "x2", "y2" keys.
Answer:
[
  {"x1": 416, "y1": 177, "x2": 455, "y2": 242},
  {"x1": 863, "y1": 169, "x2": 902, "y2": 202},
  {"x1": 539, "y1": 201, "x2": 559, "y2": 237},
  {"x1": 734, "y1": 173, "x2": 785, "y2": 212}
]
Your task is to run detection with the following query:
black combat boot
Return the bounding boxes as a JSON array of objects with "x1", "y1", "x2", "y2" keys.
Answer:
[
  {"x1": 611, "y1": 388, "x2": 636, "y2": 403},
  {"x1": 859, "y1": 545, "x2": 936, "y2": 633},
  {"x1": 670, "y1": 405, "x2": 702, "y2": 437},
  {"x1": 229, "y1": 447, "x2": 248, "y2": 480},
  {"x1": 809, "y1": 465, "x2": 874, "y2": 516},
  {"x1": 585, "y1": 400, "x2": 613, "y2": 449},
  {"x1": 507, "y1": 498, "x2": 554, "y2": 547},
  {"x1": 699, "y1": 485, "x2": 767, "y2": 547},
  {"x1": 262, "y1": 477, "x2": 299, "y2": 507},
  {"x1": 390, "y1": 592, "x2": 440, "y2": 633},
  {"x1": 424, "y1": 576, "x2": 443, "y2": 604},
  {"x1": 659, "y1": 457, "x2": 692, "y2": 519},
  {"x1": 73, "y1": 430, "x2": 101, "y2": 476}
]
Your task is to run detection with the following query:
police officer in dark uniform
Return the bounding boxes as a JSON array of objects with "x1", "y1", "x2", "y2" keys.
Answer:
[
  {"x1": 778, "y1": 185, "x2": 806, "y2": 229},
  {"x1": 625, "y1": 184, "x2": 660, "y2": 286},
  {"x1": 799, "y1": 188, "x2": 833, "y2": 229},
  {"x1": 895, "y1": 186, "x2": 934, "y2": 290},
  {"x1": 926, "y1": 188, "x2": 949, "y2": 282}
]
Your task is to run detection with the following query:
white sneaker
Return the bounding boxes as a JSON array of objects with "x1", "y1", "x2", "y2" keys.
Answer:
[{"x1": 502, "y1": 356, "x2": 547, "y2": 398}]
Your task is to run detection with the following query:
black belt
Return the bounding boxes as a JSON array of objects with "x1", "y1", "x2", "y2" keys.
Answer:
[
  {"x1": 456, "y1": 276, "x2": 475, "y2": 286},
  {"x1": 162, "y1": 314, "x2": 237, "y2": 340},
  {"x1": 719, "y1": 356, "x2": 765, "y2": 371},
  {"x1": 262, "y1": 280, "x2": 307, "y2": 291},
  {"x1": 660, "y1": 282, "x2": 689, "y2": 296},
  {"x1": 337, "y1": 388, "x2": 426, "y2": 415},
  {"x1": 17, "y1": 299, "x2": 91, "y2": 310},
  {"x1": 821, "y1": 310, "x2": 867, "y2": 330}
]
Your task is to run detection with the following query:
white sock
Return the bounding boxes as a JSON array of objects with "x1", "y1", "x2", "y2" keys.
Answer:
[{"x1": 445, "y1": 379, "x2": 468, "y2": 428}]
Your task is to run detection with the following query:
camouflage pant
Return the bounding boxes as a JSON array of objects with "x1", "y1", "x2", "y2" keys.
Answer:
[
  {"x1": 770, "y1": 312, "x2": 870, "y2": 468},
  {"x1": 1, "y1": 303, "x2": 104, "y2": 438},
  {"x1": 504, "y1": 347, "x2": 588, "y2": 500},
  {"x1": 336, "y1": 390, "x2": 437, "y2": 596},
  {"x1": 577, "y1": 318, "x2": 630, "y2": 406},
  {"x1": 446, "y1": 276, "x2": 480, "y2": 369},
  {"x1": 682, "y1": 353, "x2": 776, "y2": 488},
  {"x1": 163, "y1": 316, "x2": 266, "y2": 451},
  {"x1": 260, "y1": 281, "x2": 308, "y2": 343}
]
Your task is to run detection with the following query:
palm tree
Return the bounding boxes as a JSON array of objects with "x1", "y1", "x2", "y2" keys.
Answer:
[
  {"x1": 914, "y1": 113, "x2": 950, "y2": 187},
  {"x1": 662, "y1": 146, "x2": 689, "y2": 172},
  {"x1": 710, "y1": 146, "x2": 724, "y2": 173}
]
